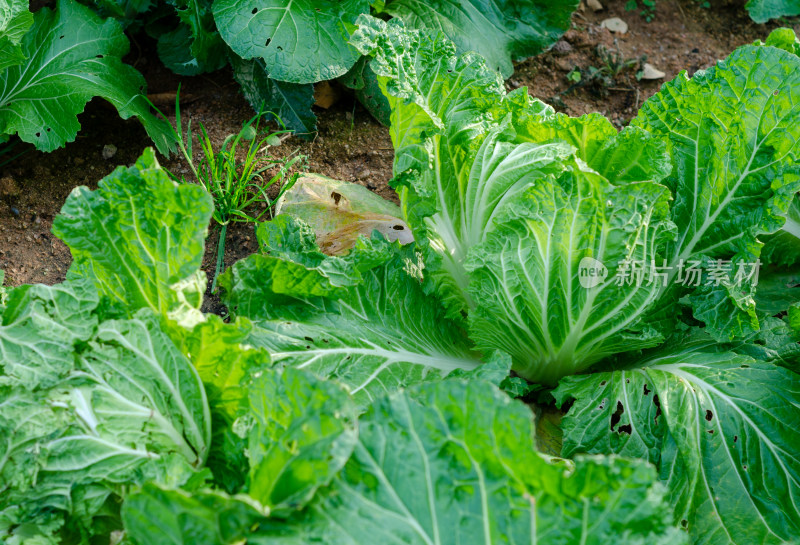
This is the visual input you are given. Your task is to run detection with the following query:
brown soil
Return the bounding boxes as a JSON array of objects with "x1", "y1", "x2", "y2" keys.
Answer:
[
  {"x1": 1, "y1": 0, "x2": 797, "y2": 309},
  {"x1": 519, "y1": 0, "x2": 790, "y2": 123}
]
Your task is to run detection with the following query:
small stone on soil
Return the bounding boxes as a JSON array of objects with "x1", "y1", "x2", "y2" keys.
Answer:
[
  {"x1": 600, "y1": 17, "x2": 628, "y2": 34},
  {"x1": 640, "y1": 63, "x2": 666, "y2": 80},
  {"x1": 102, "y1": 144, "x2": 118, "y2": 160},
  {"x1": 551, "y1": 40, "x2": 573, "y2": 55},
  {"x1": 586, "y1": 0, "x2": 604, "y2": 11}
]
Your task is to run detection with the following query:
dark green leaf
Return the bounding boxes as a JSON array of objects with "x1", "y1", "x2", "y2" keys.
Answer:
[
  {"x1": 375, "y1": 0, "x2": 577, "y2": 78},
  {"x1": 0, "y1": 0, "x2": 174, "y2": 153},
  {"x1": 554, "y1": 347, "x2": 800, "y2": 543},
  {"x1": 214, "y1": 0, "x2": 369, "y2": 84},
  {"x1": 230, "y1": 55, "x2": 316, "y2": 137},
  {"x1": 157, "y1": 0, "x2": 227, "y2": 76}
]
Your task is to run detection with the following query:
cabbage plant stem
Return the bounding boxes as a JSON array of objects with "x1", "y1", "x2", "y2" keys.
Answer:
[{"x1": 212, "y1": 223, "x2": 227, "y2": 293}]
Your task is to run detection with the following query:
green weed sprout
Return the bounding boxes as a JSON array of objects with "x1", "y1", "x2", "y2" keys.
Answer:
[{"x1": 152, "y1": 89, "x2": 306, "y2": 291}]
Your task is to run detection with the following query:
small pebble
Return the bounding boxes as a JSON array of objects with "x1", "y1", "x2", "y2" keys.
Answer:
[
  {"x1": 102, "y1": 144, "x2": 117, "y2": 160},
  {"x1": 640, "y1": 63, "x2": 666, "y2": 80},
  {"x1": 10, "y1": 207, "x2": 19, "y2": 217},
  {"x1": 600, "y1": 17, "x2": 628, "y2": 34},
  {"x1": 551, "y1": 40, "x2": 573, "y2": 55}
]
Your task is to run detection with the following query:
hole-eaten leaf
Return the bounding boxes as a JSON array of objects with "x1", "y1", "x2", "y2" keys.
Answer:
[
  {"x1": 653, "y1": 394, "x2": 662, "y2": 425},
  {"x1": 610, "y1": 401, "x2": 624, "y2": 431}
]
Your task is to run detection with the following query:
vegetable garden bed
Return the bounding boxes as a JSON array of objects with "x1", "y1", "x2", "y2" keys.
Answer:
[{"x1": 1, "y1": 1, "x2": 799, "y2": 544}]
